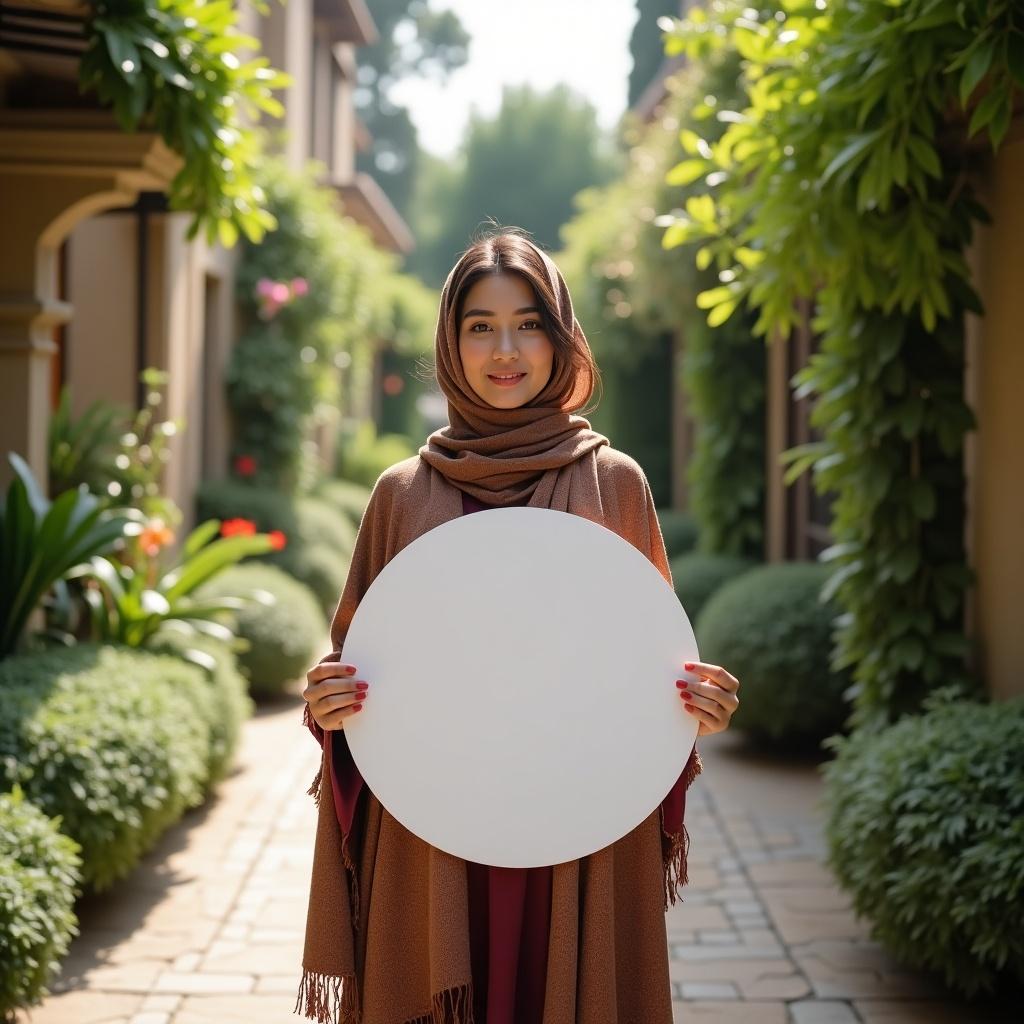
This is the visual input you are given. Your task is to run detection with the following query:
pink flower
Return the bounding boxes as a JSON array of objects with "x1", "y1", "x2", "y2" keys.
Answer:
[
  {"x1": 270, "y1": 282, "x2": 290, "y2": 304},
  {"x1": 291, "y1": 277, "x2": 309, "y2": 297},
  {"x1": 256, "y1": 277, "x2": 276, "y2": 298}
]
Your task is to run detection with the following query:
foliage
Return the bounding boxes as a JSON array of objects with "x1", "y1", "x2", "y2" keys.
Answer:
[
  {"x1": 352, "y1": 0, "x2": 470, "y2": 219},
  {"x1": 49, "y1": 369, "x2": 183, "y2": 529},
  {"x1": 194, "y1": 480, "x2": 352, "y2": 614},
  {"x1": 657, "y1": 509, "x2": 699, "y2": 559},
  {"x1": 196, "y1": 564, "x2": 326, "y2": 695},
  {"x1": 660, "y1": 0, "x2": 1022, "y2": 723},
  {"x1": 336, "y1": 422, "x2": 416, "y2": 490},
  {"x1": 669, "y1": 551, "x2": 757, "y2": 626},
  {"x1": 313, "y1": 478, "x2": 372, "y2": 528},
  {"x1": 230, "y1": 158, "x2": 422, "y2": 493},
  {"x1": 148, "y1": 629, "x2": 253, "y2": 782},
  {"x1": 0, "y1": 787, "x2": 81, "y2": 1018},
  {"x1": 823, "y1": 692, "x2": 1024, "y2": 995},
  {"x1": 65, "y1": 516, "x2": 275, "y2": 654},
  {"x1": 697, "y1": 562, "x2": 850, "y2": 744},
  {"x1": 559, "y1": 48, "x2": 765, "y2": 548},
  {"x1": 0, "y1": 453, "x2": 135, "y2": 659},
  {"x1": 0, "y1": 645, "x2": 216, "y2": 890},
  {"x1": 628, "y1": 0, "x2": 684, "y2": 107},
  {"x1": 411, "y1": 85, "x2": 623, "y2": 287},
  {"x1": 79, "y1": 0, "x2": 287, "y2": 245}
]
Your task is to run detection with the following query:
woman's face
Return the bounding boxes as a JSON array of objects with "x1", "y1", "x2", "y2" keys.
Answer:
[{"x1": 457, "y1": 272, "x2": 555, "y2": 409}]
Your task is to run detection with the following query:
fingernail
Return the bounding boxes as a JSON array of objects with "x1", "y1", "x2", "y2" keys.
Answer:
[
  {"x1": 345, "y1": 666, "x2": 357, "y2": 675},
  {"x1": 684, "y1": 662, "x2": 695, "y2": 670},
  {"x1": 676, "y1": 680, "x2": 688, "y2": 689},
  {"x1": 356, "y1": 682, "x2": 369, "y2": 690},
  {"x1": 355, "y1": 692, "x2": 366, "y2": 701},
  {"x1": 352, "y1": 704, "x2": 363, "y2": 713},
  {"x1": 681, "y1": 694, "x2": 692, "y2": 702}
]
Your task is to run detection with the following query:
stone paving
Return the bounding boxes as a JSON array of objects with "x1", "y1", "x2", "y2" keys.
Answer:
[{"x1": 15, "y1": 690, "x2": 1021, "y2": 1024}]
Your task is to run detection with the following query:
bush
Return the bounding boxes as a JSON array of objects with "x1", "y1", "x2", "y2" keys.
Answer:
[
  {"x1": 195, "y1": 479, "x2": 351, "y2": 613},
  {"x1": 148, "y1": 630, "x2": 254, "y2": 783},
  {"x1": 315, "y1": 477, "x2": 371, "y2": 527},
  {"x1": 670, "y1": 551, "x2": 757, "y2": 625},
  {"x1": 658, "y1": 509, "x2": 699, "y2": 558},
  {"x1": 0, "y1": 788, "x2": 81, "y2": 1017},
  {"x1": 335, "y1": 421, "x2": 415, "y2": 489},
  {"x1": 823, "y1": 694, "x2": 1024, "y2": 995},
  {"x1": 195, "y1": 563, "x2": 326, "y2": 696},
  {"x1": 0, "y1": 645, "x2": 214, "y2": 890},
  {"x1": 696, "y1": 562, "x2": 849, "y2": 744}
]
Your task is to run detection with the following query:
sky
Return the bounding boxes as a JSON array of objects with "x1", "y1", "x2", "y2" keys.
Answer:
[{"x1": 387, "y1": 0, "x2": 640, "y2": 159}]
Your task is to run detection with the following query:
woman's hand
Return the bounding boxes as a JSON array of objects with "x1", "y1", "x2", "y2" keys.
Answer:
[
  {"x1": 303, "y1": 661, "x2": 370, "y2": 731},
  {"x1": 675, "y1": 660, "x2": 739, "y2": 737}
]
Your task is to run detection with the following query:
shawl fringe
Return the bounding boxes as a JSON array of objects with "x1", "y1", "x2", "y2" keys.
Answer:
[
  {"x1": 402, "y1": 982, "x2": 476, "y2": 1024},
  {"x1": 661, "y1": 747, "x2": 704, "y2": 908},
  {"x1": 294, "y1": 970, "x2": 360, "y2": 1024}
]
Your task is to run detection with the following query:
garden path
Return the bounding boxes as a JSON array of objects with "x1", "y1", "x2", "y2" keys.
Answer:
[{"x1": 15, "y1": 685, "x2": 1019, "y2": 1024}]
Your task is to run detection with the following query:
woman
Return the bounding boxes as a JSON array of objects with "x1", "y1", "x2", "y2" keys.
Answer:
[{"x1": 298, "y1": 230, "x2": 740, "y2": 1024}]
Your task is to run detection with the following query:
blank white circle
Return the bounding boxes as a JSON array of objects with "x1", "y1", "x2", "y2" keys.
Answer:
[{"x1": 343, "y1": 507, "x2": 699, "y2": 868}]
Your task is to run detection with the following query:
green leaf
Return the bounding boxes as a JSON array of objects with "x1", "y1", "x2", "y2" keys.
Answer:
[
  {"x1": 959, "y1": 38, "x2": 995, "y2": 105},
  {"x1": 967, "y1": 89, "x2": 1002, "y2": 137},
  {"x1": 821, "y1": 132, "x2": 880, "y2": 186},
  {"x1": 1008, "y1": 31, "x2": 1024, "y2": 88},
  {"x1": 666, "y1": 159, "x2": 708, "y2": 187}
]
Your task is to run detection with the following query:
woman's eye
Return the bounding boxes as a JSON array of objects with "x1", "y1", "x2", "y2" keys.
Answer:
[
  {"x1": 520, "y1": 319, "x2": 541, "y2": 330},
  {"x1": 469, "y1": 323, "x2": 491, "y2": 332}
]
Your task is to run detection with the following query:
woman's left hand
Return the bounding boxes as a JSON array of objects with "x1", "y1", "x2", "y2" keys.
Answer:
[{"x1": 675, "y1": 660, "x2": 740, "y2": 737}]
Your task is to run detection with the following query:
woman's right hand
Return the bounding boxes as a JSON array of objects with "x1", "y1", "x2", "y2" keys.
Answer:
[{"x1": 302, "y1": 659, "x2": 369, "y2": 730}]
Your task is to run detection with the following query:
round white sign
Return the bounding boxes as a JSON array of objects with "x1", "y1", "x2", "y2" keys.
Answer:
[{"x1": 342, "y1": 507, "x2": 699, "y2": 868}]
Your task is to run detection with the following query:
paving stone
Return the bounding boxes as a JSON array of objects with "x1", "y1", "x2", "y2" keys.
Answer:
[
  {"x1": 673, "y1": 1001, "x2": 789, "y2": 1023},
  {"x1": 678, "y1": 981, "x2": 740, "y2": 999},
  {"x1": 759, "y1": 886, "x2": 872, "y2": 945},
  {"x1": 852, "y1": 999, "x2": 1020, "y2": 1023},
  {"x1": 152, "y1": 972, "x2": 254, "y2": 995},
  {"x1": 11, "y1": 991, "x2": 140, "y2": 1023},
  {"x1": 789, "y1": 1001, "x2": 860, "y2": 1024}
]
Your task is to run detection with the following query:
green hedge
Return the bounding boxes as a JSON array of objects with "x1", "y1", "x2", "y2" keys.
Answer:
[
  {"x1": 148, "y1": 630, "x2": 253, "y2": 781},
  {"x1": 0, "y1": 788, "x2": 81, "y2": 1017},
  {"x1": 195, "y1": 479, "x2": 352, "y2": 614},
  {"x1": 824, "y1": 694, "x2": 1024, "y2": 995},
  {"x1": 314, "y1": 477, "x2": 371, "y2": 527},
  {"x1": 670, "y1": 551, "x2": 757, "y2": 627},
  {"x1": 0, "y1": 645, "x2": 222, "y2": 890},
  {"x1": 196, "y1": 564, "x2": 326, "y2": 695},
  {"x1": 696, "y1": 562, "x2": 849, "y2": 745},
  {"x1": 335, "y1": 421, "x2": 416, "y2": 490},
  {"x1": 657, "y1": 509, "x2": 699, "y2": 559}
]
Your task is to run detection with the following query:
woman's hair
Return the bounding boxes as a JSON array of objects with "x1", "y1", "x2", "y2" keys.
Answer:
[{"x1": 438, "y1": 227, "x2": 602, "y2": 414}]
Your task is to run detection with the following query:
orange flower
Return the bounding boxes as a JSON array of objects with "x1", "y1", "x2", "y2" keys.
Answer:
[
  {"x1": 221, "y1": 518, "x2": 257, "y2": 537},
  {"x1": 139, "y1": 519, "x2": 175, "y2": 557},
  {"x1": 268, "y1": 530, "x2": 287, "y2": 550}
]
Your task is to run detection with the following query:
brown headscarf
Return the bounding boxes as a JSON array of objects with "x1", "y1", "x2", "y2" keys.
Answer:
[{"x1": 296, "y1": 233, "x2": 701, "y2": 1024}]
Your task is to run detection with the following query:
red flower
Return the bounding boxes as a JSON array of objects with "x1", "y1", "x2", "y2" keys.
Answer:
[
  {"x1": 268, "y1": 530, "x2": 287, "y2": 550},
  {"x1": 234, "y1": 454, "x2": 258, "y2": 477},
  {"x1": 221, "y1": 518, "x2": 257, "y2": 537}
]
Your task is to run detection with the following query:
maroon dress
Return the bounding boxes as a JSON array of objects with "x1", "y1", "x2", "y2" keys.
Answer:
[{"x1": 306, "y1": 490, "x2": 693, "y2": 1023}]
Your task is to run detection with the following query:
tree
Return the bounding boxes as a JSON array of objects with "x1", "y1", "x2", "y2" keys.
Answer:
[
  {"x1": 355, "y1": 0, "x2": 470, "y2": 221},
  {"x1": 627, "y1": 0, "x2": 680, "y2": 107},
  {"x1": 409, "y1": 84, "x2": 622, "y2": 286}
]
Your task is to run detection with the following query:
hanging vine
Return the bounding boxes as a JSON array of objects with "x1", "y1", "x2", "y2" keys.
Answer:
[{"x1": 659, "y1": 0, "x2": 1022, "y2": 724}]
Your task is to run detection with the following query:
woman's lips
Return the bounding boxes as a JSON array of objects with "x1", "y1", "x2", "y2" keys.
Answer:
[{"x1": 487, "y1": 372, "x2": 527, "y2": 387}]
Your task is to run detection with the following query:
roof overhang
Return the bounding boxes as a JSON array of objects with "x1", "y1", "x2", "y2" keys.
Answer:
[
  {"x1": 331, "y1": 171, "x2": 415, "y2": 255},
  {"x1": 313, "y1": 0, "x2": 378, "y2": 47}
]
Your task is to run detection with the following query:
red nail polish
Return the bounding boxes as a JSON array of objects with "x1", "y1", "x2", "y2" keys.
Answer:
[
  {"x1": 355, "y1": 693, "x2": 366, "y2": 701},
  {"x1": 356, "y1": 682, "x2": 369, "y2": 690},
  {"x1": 352, "y1": 704, "x2": 363, "y2": 713},
  {"x1": 676, "y1": 680, "x2": 688, "y2": 689},
  {"x1": 684, "y1": 662, "x2": 695, "y2": 670},
  {"x1": 681, "y1": 693, "x2": 692, "y2": 702}
]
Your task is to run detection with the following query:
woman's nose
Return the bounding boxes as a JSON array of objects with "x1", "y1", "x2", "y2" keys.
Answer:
[{"x1": 494, "y1": 328, "x2": 518, "y2": 354}]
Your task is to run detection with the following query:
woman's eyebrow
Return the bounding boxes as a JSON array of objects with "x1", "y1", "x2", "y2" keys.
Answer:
[{"x1": 462, "y1": 306, "x2": 540, "y2": 319}]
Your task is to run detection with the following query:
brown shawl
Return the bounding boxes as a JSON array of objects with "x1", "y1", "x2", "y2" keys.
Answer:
[{"x1": 297, "y1": 244, "x2": 702, "y2": 1024}]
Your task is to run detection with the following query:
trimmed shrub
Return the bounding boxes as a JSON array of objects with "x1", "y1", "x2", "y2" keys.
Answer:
[
  {"x1": 335, "y1": 421, "x2": 415, "y2": 489},
  {"x1": 696, "y1": 562, "x2": 849, "y2": 744},
  {"x1": 0, "y1": 645, "x2": 213, "y2": 890},
  {"x1": 670, "y1": 551, "x2": 757, "y2": 625},
  {"x1": 315, "y1": 477, "x2": 371, "y2": 527},
  {"x1": 0, "y1": 788, "x2": 81, "y2": 1017},
  {"x1": 823, "y1": 694, "x2": 1024, "y2": 995},
  {"x1": 195, "y1": 563, "x2": 326, "y2": 695},
  {"x1": 195, "y1": 479, "x2": 351, "y2": 613},
  {"x1": 148, "y1": 630, "x2": 254, "y2": 783},
  {"x1": 658, "y1": 509, "x2": 699, "y2": 558}
]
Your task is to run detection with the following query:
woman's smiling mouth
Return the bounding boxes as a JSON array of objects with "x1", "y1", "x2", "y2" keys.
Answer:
[{"x1": 487, "y1": 372, "x2": 527, "y2": 387}]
